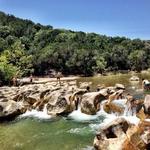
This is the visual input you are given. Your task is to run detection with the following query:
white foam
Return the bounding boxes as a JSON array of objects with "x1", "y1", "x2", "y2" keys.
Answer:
[
  {"x1": 69, "y1": 99, "x2": 141, "y2": 133},
  {"x1": 81, "y1": 146, "x2": 94, "y2": 150},
  {"x1": 67, "y1": 127, "x2": 91, "y2": 135},
  {"x1": 68, "y1": 107, "x2": 99, "y2": 121},
  {"x1": 123, "y1": 115, "x2": 140, "y2": 125},
  {"x1": 145, "y1": 119, "x2": 150, "y2": 122},
  {"x1": 113, "y1": 99, "x2": 127, "y2": 106},
  {"x1": 68, "y1": 128, "x2": 83, "y2": 134},
  {"x1": 20, "y1": 105, "x2": 51, "y2": 119},
  {"x1": 98, "y1": 100, "x2": 140, "y2": 127},
  {"x1": 68, "y1": 99, "x2": 126, "y2": 122}
]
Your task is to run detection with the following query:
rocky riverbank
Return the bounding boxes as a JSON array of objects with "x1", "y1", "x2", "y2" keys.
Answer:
[{"x1": 0, "y1": 80, "x2": 150, "y2": 149}]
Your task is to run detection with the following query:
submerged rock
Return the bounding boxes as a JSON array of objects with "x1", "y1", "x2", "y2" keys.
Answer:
[
  {"x1": 130, "y1": 76, "x2": 139, "y2": 81},
  {"x1": 79, "y1": 82, "x2": 92, "y2": 89},
  {"x1": 115, "y1": 84, "x2": 125, "y2": 90}
]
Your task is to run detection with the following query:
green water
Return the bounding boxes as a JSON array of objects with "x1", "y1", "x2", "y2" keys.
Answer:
[
  {"x1": 0, "y1": 117, "x2": 96, "y2": 150},
  {"x1": 0, "y1": 73, "x2": 150, "y2": 150}
]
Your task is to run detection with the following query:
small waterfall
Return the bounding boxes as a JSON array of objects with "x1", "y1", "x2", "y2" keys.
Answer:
[
  {"x1": 68, "y1": 107, "x2": 99, "y2": 121},
  {"x1": 69, "y1": 98, "x2": 141, "y2": 128},
  {"x1": 68, "y1": 100, "x2": 116, "y2": 122},
  {"x1": 20, "y1": 104, "x2": 51, "y2": 119},
  {"x1": 122, "y1": 103, "x2": 140, "y2": 125}
]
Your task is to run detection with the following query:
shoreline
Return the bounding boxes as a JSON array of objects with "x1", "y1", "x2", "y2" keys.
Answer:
[
  {"x1": 21, "y1": 76, "x2": 80, "y2": 84},
  {"x1": 1, "y1": 70, "x2": 150, "y2": 87}
]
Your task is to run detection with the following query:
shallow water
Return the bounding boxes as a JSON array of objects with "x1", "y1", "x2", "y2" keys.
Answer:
[
  {"x1": 0, "y1": 73, "x2": 150, "y2": 150},
  {"x1": 0, "y1": 117, "x2": 95, "y2": 150}
]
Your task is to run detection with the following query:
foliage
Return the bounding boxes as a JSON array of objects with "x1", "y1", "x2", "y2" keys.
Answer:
[
  {"x1": 0, "y1": 11, "x2": 150, "y2": 84},
  {"x1": 0, "y1": 55, "x2": 18, "y2": 85}
]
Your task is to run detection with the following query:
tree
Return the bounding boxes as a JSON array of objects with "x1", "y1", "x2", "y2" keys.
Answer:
[
  {"x1": 93, "y1": 56, "x2": 107, "y2": 74},
  {"x1": 129, "y1": 50, "x2": 146, "y2": 71},
  {"x1": 110, "y1": 45, "x2": 129, "y2": 70},
  {"x1": 0, "y1": 11, "x2": 150, "y2": 84},
  {"x1": 0, "y1": 55, "x2": 18, "y2": 85},
  {"x1": 3, "y1": 40, "x2": 33, "y2": 76}
]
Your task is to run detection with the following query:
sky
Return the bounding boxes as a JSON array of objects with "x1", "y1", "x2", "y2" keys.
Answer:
[{"x1": 0, "y1": 0, "x2": 150, "y2": 39}]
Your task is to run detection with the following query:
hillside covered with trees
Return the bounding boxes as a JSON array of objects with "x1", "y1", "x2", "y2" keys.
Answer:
[{"x1": 0, "y1": 11, "x2": 150, "y2": 85}]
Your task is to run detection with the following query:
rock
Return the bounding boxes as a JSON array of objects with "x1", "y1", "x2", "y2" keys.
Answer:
[
  {"x1": 94, "y1": 118, "x2": 130, "y2": 150},
  {"x1": 144, "y1": 95, "x2": 150, "y2": 116},
  {"x1": 115, "y1": 84, "x2": 125, "y2": 90},
  {"x1": 103, "y1": 102, "x2": 124, "y2": 114},
  {"x1": 93, "y1": 118, "x2": 150, "y2": 150},
  {"x1": 107, "y1": 86, "x2": 116, "y2": 94},
  {"x1": 0, "y1": 81, "x2": 81, "y2": 118},
  {"x1": 122, "y1": 121, "x2": 150, "y2": 150},
  {"x1": 69, "y1": 89, "x2": 87, "y2": 110},
  {"x1": 130, "y1": 76, "x2": 140, "y2": 81},
  {"x1": 46, "y1": 89, "x2": 73, "y2": 115},
  {"x1": 32, "y1": 89, "x2": 52, "y2": 110},
  {"x1": 96, "y1": 84, "x2": 105, "y2": 91},
  {"x1": 81, "y1": 90, "x2": 108, "y2": 115},
  {"x1": 0, "y1": 100, "x2": 26, "y2": 121},
  {"x1": 99, "y1": 89, "x2": 109, "y2": 97},
  {"x1": 46, "y1": 96, "x2": 71, "y2": 115},
  {"x1": 136, "y1": 107, "x2": 147, "y2": 121},
  {"x1": 122, "y1": 127, "x2": 145, "y2": 150},
  {"x1": 68, "y1": 80, "x2": 77, "y2": 86},
  {"x1": 107, "y1": 89, "x2": 124, "y2": 104},
  {"x1": 79, "y1": 82, "x2": 92, "y2": 89}
]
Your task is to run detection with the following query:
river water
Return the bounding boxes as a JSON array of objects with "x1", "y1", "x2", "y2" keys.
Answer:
[{"x1": 0, "y1": 73, "x2": 150, "y2": 150}]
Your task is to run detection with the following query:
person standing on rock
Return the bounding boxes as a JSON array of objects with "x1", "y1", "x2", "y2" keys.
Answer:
[
  {"x1": 12, "y1": 76, "x2": 17, "y2": 86},
  {"x1": 56, "y1": 72, "x2": 61, "y2": 85},
  {"x1": 30, "y1": 74, "x2": 33, "y2": 83}
]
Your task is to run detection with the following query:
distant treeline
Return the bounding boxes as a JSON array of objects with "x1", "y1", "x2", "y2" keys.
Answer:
[{"x1": 0, "y1": 11, "x2": 150, "y2": 84}]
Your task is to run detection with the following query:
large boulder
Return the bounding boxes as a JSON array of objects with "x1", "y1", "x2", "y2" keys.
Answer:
[
  {"x1": 32, "y1": 89, "x2": 52, "y2": 110},
  {"x1": 93, "y1": 118, "x2": 150, "y2": 150},
  {"x1": 81, "y1": 89, "x2": 108, "y2": 115},
  {"x1": 94, "y1": 118, "x2": 130, "y2": 150},
  {"x1": 0, "y1": 86, "x2": 18, "y2": 102},
  {"x1": 122, "y1": 121, "x2": 150, "y2": 150},
  {"x1": 46, "y1": 90, "x2": 73, "y2": 115},
  {"x1": 144, "y1": 95, "x2": 150, "y2": 116},
  {"x1": 46, "y1": 97, "x2": 71, "y2": 116},
  {"x1": 107, "y1": 89, "x2": 124, "y2": 104},
  {"x1": 103, "y1": 102, "x2": 124, "y2": 115},
  {"x1": 69, "y1": 89, "x2": 87, "y2": 110},
  {"x1": 0, "y1": 100, "x2": 26, "y2": 121}
]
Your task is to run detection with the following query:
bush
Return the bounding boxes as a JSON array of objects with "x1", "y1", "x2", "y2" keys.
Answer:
[{"x1": 0, "y1": 55, "x2": 18, "y2": 85}]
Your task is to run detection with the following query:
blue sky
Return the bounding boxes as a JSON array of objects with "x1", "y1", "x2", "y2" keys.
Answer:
[{"x1": 0, "y1": 0, "x2": 150, "y2": 39}]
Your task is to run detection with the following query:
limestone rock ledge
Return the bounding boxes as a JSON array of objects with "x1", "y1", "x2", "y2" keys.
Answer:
[{"x1": 93, "y1": 118, "x2": 150, "y2": 150}]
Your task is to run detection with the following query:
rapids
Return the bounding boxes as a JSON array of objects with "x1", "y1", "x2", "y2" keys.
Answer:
[{"x1": 1, "y1": 73, "x2": 150, "y2": 150}]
